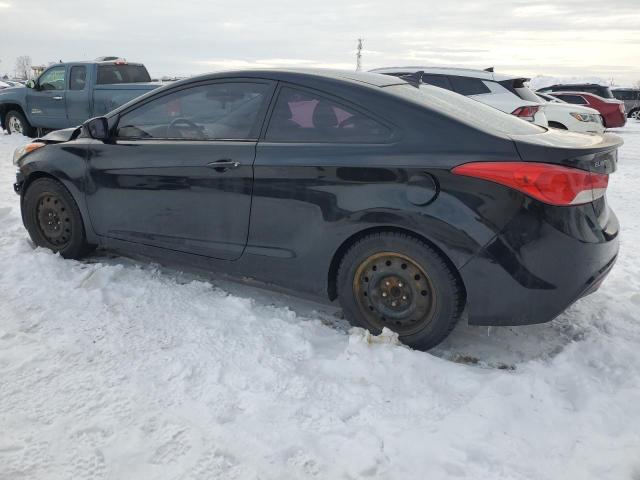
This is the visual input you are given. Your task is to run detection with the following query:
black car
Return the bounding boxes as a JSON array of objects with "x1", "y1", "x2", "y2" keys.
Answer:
[
  {"x1": 537, "y1": 83, "x2": 614, "y2": 99},
  {"x1": 12, "y1": 69, "x2": 621, "y2": 350}
]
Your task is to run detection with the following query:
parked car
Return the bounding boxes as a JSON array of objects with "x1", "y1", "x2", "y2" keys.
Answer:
[
  {"x1": 370, "y1": 66, "x2": 549, "y2": 127},
  {"x1": 537, "y1": 83, "x2": 615, "y2": 99},
  {"x1": 12, "y1": 69, "x2": 621, "y2": 350},
  {"x1": 612, "y1": 88, "x2": 640, "y2": 119},
  {"x1": 0, "y1": 59, "x2": 160, "y2": 137},
  {"x1": 533, "y1": 93, "x2": 604, "y2": 134},
  {"x1": 547, "y1": 91, "x2": 626, "y2": 128}
]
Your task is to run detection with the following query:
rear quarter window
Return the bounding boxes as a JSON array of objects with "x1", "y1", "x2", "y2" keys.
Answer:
[
  {"x1": 449, "y1": 76, "x2": 491, "y2": 96},
  {"x1": 97, "y1": 65, "x2": 151, "y2": 84},
  {"x1": 385, "y1": 83, "x2": 545, "y2": 136}
]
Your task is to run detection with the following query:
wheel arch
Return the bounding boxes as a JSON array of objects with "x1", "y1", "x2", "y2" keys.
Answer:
[
  {"x1": 327, "y1": 225, "x2": 467, "y2": 305},
  {"x1": 547, "y1": 121, "x2": 567, "y2": 130},
  {"x1": 0, "y1": 103, "x2": 29, "y2": 130},
  {"x1": 20, "y1": 170, "x2": 99, "y2": 245}
]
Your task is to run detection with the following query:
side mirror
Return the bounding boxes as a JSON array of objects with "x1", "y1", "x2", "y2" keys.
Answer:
[
  {"x1": 25, "y1": 80, "x2": 36, "y2": 89},
  {"x1": 84, "y1": 116, "x2": 110, "y2": 140}
]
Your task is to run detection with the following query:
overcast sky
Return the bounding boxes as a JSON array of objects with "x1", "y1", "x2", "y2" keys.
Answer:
[{"x1": 1, "y1": 0, "x2": 639, "y2": 85}]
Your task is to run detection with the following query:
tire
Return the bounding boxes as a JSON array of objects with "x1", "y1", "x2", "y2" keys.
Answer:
[
  {"x1": 5, "y1": 110, "x2": 35, "y2": 137},
  {"x1": 629, "y1": 109, "x2": 640, "y2": 120},
  {"x1": 22, "y1": 178, "x2": 94, "y2": 259},
  {"x1": 548, "y1": 121, "x2": 567, "y2": 130},
  {"x1": 337, "y1": 232, "x2": 464, "y2": 350}
]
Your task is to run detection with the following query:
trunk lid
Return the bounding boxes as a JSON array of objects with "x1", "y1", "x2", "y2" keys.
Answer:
[{"x1": 510, "y1": 129, "x2": 621, "y2": 175}]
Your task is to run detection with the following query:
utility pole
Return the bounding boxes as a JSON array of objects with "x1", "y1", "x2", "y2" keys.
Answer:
[{"x1": 356, "y1": 38, "x2": 363, "y2": 71}]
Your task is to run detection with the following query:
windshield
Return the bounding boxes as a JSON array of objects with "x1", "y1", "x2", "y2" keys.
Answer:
[
  {"x1": 97, "y1": 64, "x2": 151, "y2": 84},
  {"x1": 385, "y1": 84, "x2": 546, "y2": 136}
]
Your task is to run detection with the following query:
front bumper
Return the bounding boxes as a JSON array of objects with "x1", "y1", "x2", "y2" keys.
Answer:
[{"x1": 459, "y1": 200, "x2": 619, "y2": 326}]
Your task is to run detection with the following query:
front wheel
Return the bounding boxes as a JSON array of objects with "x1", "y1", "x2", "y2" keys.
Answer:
[
  {"x1": 337, "y1": 232, "x2": 464, "y2": 350},
  {"x1": 5, "y1": 110, "x2": 35, "y2": 137},
  {"x1": 22, "y1": 178, "x2": 94, "y2": 258},
  {"x1": 630, "y1": 109, "x2": 640, "y2": 120}
]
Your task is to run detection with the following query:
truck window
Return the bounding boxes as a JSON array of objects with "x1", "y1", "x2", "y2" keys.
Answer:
[
  {"x1": 97, "y1": 64, "x2": 151, "y2": 84},
  {"x1": 38, "y1": 67, "x2": 66, "y2": 91},
  {"x1": 69, "y1": 66, "x2": 87, "y2": 90}
]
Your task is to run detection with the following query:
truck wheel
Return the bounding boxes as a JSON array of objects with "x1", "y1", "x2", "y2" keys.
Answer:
[
  {"x1": 337, "y1": 232, "x2": 464, "y2": 350},
  {"x1": 5, "y1": 110, "x2": 36, "y2": 137},
  {"x1": 22, "y1": 178, "x2": 95, "y2": 259}
]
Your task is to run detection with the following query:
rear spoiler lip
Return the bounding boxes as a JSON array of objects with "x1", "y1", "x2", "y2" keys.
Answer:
[{"x1": 509, "y1": 131, "x2": 623, "y2": 175}]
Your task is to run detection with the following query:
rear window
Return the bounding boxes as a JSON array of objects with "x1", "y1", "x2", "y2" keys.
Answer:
[
  {"x1": 421, "y1": 74, "x2": 454, "y2": 91},
  {"x1": 613, "y1": 90, "x2": 639, "y2": 101},
  {"x1": 97, "y1": 64, "x2": 151, "y2": 84},
  {"x1": 385, "y1": 84, "x2": 546, "y2": 136},
  {"x1": 449, "y1": 76, "x2": 491, "y2": 96}
]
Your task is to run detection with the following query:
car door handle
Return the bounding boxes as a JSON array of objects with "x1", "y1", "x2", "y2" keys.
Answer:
[
  {"x1": 206, "y1": 159, "x2": 240, "y2": 172},
  {"x1": 52, "y1": 96, "x2": 64, "y2": 100}
]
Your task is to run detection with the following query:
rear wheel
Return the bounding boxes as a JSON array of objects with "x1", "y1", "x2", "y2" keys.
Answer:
[
  {"x1": 5, "y1": 110, "x2": 35, "y2": 137},
  {"x1": 23, "y1": 178, "x2": 94, "y2": 258},
  {"x1": 337, "y1": 232, "x2": 464, "y2": 350},
  {"x1": 630, "y1": 109, "x2": 640, "y2": 120}
]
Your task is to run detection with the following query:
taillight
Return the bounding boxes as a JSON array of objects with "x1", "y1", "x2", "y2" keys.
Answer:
[
  {"x1": 619, "y1": 103, "x2": 625, "y2": 113},
  {"x1": 452, "y1": 162, "x2": 608, "y2": 206},
  {"x1": 511, "y1": 106, "x2": 540, "y2": 121}
]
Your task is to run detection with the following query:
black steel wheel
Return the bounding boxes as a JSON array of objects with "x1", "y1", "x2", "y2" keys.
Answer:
[
  {"x1": 337, "y1": 232, "x2": 464, "y2": 350},
  {"x1": 22, "y1": 178, "x2": 94, "y2": 258}
]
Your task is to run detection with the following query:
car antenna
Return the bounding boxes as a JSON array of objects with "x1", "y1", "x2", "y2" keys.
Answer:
[
  {"x1": 400, "y1": 70, "x2": 424, "y2": 88},
  {"x1": 484, "y1": 67, "x2": 494, "y2": 72}
]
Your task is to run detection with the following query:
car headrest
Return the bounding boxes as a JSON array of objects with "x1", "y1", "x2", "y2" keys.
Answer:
[{"x1": 313, "y1": 101, "x2": 339, "y2": 128}]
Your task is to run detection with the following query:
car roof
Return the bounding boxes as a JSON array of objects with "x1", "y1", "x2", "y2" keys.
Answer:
[
  {"x1": 170, "y1": 68, "x2": 409, "y2": 88},
  {"x1": 369, "y1": 66, "x2": 526, "y2": 82},
  {"x1": 541, "y1": 83, "x2": 608, "y2": 89}
]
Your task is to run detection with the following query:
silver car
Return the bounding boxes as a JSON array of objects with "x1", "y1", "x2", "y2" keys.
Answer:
[{"x1": 612, "y1": 88, "x2": 640, "y2": 119}]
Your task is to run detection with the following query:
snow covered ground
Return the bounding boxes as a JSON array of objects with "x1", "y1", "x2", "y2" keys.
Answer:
[{"x1": 0, "y1": 123, "x2": 639, "y2": 480}]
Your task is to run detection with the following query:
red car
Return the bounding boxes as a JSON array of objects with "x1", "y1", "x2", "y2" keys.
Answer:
[{"x1": 549, "y1": 91, "x2": 626, "y2": 128}]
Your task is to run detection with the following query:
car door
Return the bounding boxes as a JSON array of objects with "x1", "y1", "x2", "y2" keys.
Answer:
[
  {"x1": 84, "y1": 79, "x2": 275, "y2": 260},
  {"x1": 26, "y1": 65, "x2": 68, "y2": 129},
  {"x1": 65, "y1": 65, "x2": 91, "y2": 126}
]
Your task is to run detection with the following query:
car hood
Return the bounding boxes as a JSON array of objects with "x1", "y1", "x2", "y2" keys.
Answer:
[{"x1": 39, "y1": 127, "x2": 80, "y2": 143}]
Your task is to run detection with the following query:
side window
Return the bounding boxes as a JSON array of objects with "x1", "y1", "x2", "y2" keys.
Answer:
[
  {"x1": 557, "y1": 95, "x2": 587, "y2": 105},
  {"x1": 449, "y1": 76, "x2": 491, "y2": 96},
  {"x1": 266, "y1": 87, "x2": 391, "y2": 143},
  {"x1": 116, "y1": 82, "x2": 270, "y2": 140},
  {"x1": 613, "y1": 90, "x2": 632, "y2": 101},
  {"x1": 422, "y1": 74, "x2": 453, "y2": 91},
  {"x1": 38, "y1": 67, "x2": 66, "y2": 91},
  {"x1": 69, "y1": 66, "x2": 87, "y2": 91}
]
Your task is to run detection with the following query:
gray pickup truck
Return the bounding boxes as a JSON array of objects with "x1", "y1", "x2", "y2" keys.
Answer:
[{"x1": 0, "y1": 59, "x2": 160, "y2": 136}]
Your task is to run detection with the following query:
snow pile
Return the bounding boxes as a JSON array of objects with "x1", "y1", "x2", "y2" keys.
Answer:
[{"x1": 0, "y1": 125, "x2": 639, "y2": 479}]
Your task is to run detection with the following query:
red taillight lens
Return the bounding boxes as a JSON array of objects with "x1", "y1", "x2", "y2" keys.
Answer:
[
  {"x1": 452, "y1": 162, "x2": 608, "y2": 206},
  {"x1": 511, "y1": 106, "x2": 540, "y2": 120}
]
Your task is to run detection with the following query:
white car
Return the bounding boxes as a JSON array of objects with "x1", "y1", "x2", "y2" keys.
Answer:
[
  {"x1": 370, "y1": 66, "x2": 549, "y2": 127},
  {"x1": 534, "y1": 93, "x2": 604, "y2": 134}
]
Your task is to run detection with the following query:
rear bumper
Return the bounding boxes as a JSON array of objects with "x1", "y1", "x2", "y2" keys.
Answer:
[
  {"x1": 459, "y1": 201, "x2": 619, "y2": 326},
  {"x1": 605, "y1": 111, "x2": 627, "y2": 128}
]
